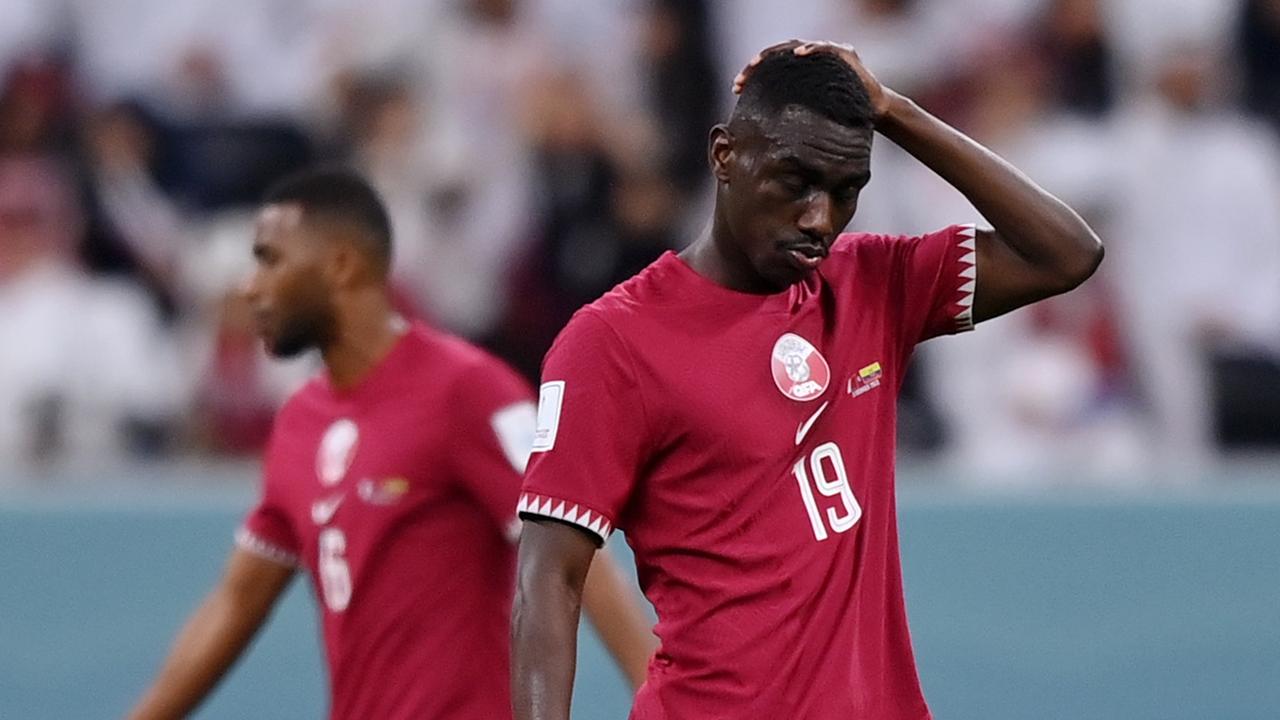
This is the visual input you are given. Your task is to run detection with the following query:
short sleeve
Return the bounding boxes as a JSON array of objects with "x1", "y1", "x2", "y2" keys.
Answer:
[
  {"x1": 236, "y1": 428, "x2": 301, "y2": 567},
  {"x1": 446, "y1": 357, "x2": 536, "y2": 541},
  {"x1": 888, "y1": 223, "x2": 979, "y2": 345},
  {"x1": 519, "y1": 311, "x2": 649, "y2": 545}
]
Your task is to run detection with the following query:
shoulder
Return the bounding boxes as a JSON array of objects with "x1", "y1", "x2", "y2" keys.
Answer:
[
  {"x1": 409, "y1": 322, "x2": 532, "y2": 404},
  {"x1": 579, "y1": 251, "x2": 683, "y2": 324},
  {"x1": 817, "y1": 231, "x2": 902, "y2": 286},
  {"x1": 414, "y1": 323, "x2": 509, "y2": 375},
  {"x1": 552, "y1": 303, "x2": 632, "y2": 359},
  {"x1": 558, "y1": 252, "x2": 685, "y2": 341},
  {"x1": 828, "y1": 230, "x2": 907, "y2": 261},
  {"x1": 540, "y1": 304, "x2": 646, "y2": 395},
  {"x1": 826, "y1": 225, "x2": 973, "y2": 270}
]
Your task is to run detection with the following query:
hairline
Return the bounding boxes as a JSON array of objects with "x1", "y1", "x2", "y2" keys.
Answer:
[
  {"x1": 730, "y1": 105, "x2": 873, "y2": 158},
  {"x1": 261, "y1": 199, "x2": 390, "y2": 271}
]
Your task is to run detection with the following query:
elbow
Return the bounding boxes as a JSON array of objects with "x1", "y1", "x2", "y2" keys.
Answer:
[{"x1": 1053, "y1": 230, "x2": 1104, "y2": 294}]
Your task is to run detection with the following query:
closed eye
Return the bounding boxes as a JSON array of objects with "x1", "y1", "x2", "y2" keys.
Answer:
[
  {"x1": 775, "y1": 174, "x2": 808, "y2": 197},
  {"x1": 252, "y1": 243, "x2": 279, "y2": 266},
  {"x1": 835, "y1": 185, "x2": 861, "y2": 203}
]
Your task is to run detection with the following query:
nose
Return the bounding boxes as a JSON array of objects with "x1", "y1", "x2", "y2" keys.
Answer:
[
  {"x1": 240, "y1": 271, "x2": 261, "y2": 303},
  {"x1": 797, "y1": 192, "x2": 834, "y2": 240}
]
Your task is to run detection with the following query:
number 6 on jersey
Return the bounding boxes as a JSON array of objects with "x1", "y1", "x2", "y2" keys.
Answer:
[
  {"x1": 319, "y1": 527, "x2": 353, "y2": 612},
  {"x1": 793, "y1": 442, "x2": 862, "y2": 541}
]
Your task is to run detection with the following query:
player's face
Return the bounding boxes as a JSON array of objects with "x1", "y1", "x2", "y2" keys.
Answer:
[
  {"x1": 245, "y1": 204, "x2": 338, "y2": 357},
  {"x1": 715, "y1": 106, "x2": 872, "y2": 291}
]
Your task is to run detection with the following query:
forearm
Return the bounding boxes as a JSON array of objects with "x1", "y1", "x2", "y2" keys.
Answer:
[
  {"x1": 582, "y1": 550, "x2": 657, "y2": 689},
  {"x1": 877, "y1": 93, "x2": 1101, "y2": 279},
  {"x1": 128, "y1": 590, "x2": 265, "y2": 720},
  {"x1": 512, "y1": 573, "x2": 583, "y2": 720}
]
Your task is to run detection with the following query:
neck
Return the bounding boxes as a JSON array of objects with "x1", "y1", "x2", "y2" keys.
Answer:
[
  {"x1": 320, "y1": 289, "x2": 404, "y2": 389},
  {"x1": 679, "y1": 203, "x2": 775, "y2": 294}
]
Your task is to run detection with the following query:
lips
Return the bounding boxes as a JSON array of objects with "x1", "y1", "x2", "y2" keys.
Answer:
[{"x1": 781, "y1": 240, "x2": 829, "y2": 271}]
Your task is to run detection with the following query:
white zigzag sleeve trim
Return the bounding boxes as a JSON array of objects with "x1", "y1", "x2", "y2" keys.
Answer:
[
  {"x1": 517, "y1": 492, "x2": 613, "y2": 543},
  {"x1": 235, "y1": 527, "x2": 300, "y2": 566},
  {"x1": 955, "y1": 223, "x2": 978, "y2": 332}
]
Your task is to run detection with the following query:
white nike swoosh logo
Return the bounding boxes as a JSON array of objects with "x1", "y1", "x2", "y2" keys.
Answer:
[
  {"x1": 311, "y1": 494, "x2": 345, "y2": 525},
  {"x1": 795, "y1": 401, "x2": 830, "y2": 446}
]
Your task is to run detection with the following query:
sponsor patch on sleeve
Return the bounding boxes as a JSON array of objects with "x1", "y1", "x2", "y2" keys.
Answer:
[
  {"x1": 491, "y1": 401, "x2": 537, "y2": 472},
  {"x1": 531, "y1": 381, "x2": 565, "y2": 453}
]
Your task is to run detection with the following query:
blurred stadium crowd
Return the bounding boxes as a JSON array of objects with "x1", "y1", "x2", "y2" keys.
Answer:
[{"x1": 0, "y1": 0, "x2": 1277, "y2": 474}]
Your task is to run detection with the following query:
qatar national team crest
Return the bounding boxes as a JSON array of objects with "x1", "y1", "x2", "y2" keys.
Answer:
[
  {"x1": 317, "y1": 418, "x2": 359, "y2": 486},
  {"x1": 771, "y1": 333, "x2": 831, "y2": 402}
]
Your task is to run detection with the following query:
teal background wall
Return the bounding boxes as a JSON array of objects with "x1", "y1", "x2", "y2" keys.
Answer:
[{"x1": 2, "y1": 474, "x2": 1278, "y2": 719}]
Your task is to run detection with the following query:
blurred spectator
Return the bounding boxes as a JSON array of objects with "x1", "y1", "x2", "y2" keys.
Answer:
[
  {"x1": 815, "y1": 0, "x2": 964, "y2": 99},
  {"x1": 497, "y1": 71, "x2": 623, "y2": 379},
  {"x1": 337, "y1": 73, "x2": 436, "y2": 314},
  {"x1": 0, "y1": 158, "x2": 184, "y2": 464},
  {"x1": 406, "y1": 0, "x2": 548, "y2": 339},
  {"x1": 0, "y1": 55, "x2": 73, "y2": 157},
  {"x1": 857, "y1": 38, "x2": 1144, "y2": 474},
  {"x1": 1103, "y1": 0, "x2": 1239, "y2": 82},
  {"x1": 156, "y1": 117, "x2": 314, "y2": 213},
  {"x1": 1035, "y1": 0, "x2": 1116, "y2": 116},
  {"x1": 493, "y1": 70, "x2": 675, "y2": 379},
  {"x1": 1237, "y1": 0, "x2": 1280, "y2": 131},
  {"x1": 67, "y1": 0, "x2": 335, "y2": 120},
  {"x1": 65, "y1": 1, "x2": 319, "y2": 212},
  {"x1": 79, "y1": 101, "x2": 188, "y2": 317},
  {"x1": 0, "y1": 0, "x2": 1271, "y2": 469},
  {"x1": 712, "y1": 0, "x2": 830, "y2": 92},
  {"x1": 0, "y1": 1, "x2": 58, "y2": 74},
  {"x1": 639, "y1": 0, "x2": 719, "y2": 191},
  {"x1": 1110, "y1": 46, "x2": 1280, "y2": 462}
]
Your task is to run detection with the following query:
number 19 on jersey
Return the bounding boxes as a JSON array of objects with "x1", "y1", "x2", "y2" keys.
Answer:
[{"x1": 793, "y1": 441, "x2": 862, "y2": 541}]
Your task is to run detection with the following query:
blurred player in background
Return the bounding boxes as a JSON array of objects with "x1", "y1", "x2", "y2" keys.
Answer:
[
  {"x1": 128, "y1": 169, "x2": 654, "y2": 720},
  {"x1": 512, "y1": 41, "x2": 1103, "y2": 719}
]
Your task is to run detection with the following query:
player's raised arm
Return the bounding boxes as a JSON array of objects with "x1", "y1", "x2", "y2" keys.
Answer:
[
  {"x1": 512, "y1": 519, "x2": 599, "y2": 720},
  {"x1": 737, "y1": 41, "x2": 1104, "y2": 322},
  {"x1": 127, "y1": 549, "x2": 294, "y2": 720}
]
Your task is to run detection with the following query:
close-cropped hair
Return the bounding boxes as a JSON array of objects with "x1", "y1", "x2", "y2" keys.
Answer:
[{"x1": 733, "y1": 51, "x2": 873, "y2": 129}]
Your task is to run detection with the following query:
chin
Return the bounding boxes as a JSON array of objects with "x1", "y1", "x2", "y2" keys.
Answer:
[
  {"x1": 266, "y1": 335, "x2": 315, "y2": 359},
  {"x1": 765, "y1": 259, "x2": 819, "y2": 289}
]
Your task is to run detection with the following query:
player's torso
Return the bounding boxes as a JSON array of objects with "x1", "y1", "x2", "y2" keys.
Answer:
[
  {"x1": 266, "y1": 331, "x2": 518, "y2": 719},
  {"x1": 619, "y1": 268, "x2": 900, "y2": 565},
  {"x1": 268, "y1": 392, "x2": 451, "y2": 616},
  {"x1": 607, "y1": 255, "x2": 928, "y2": 718}
]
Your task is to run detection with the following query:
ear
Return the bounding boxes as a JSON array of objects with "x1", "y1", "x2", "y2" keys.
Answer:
[
  {"x1": 708, "y1": 124, "x2": 734, "y2": 184},
  {"x1": 323, "y1": 240, "x2": 364, "y2": 290}
]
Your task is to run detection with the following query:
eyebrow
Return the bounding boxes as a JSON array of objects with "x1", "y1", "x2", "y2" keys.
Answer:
[
  {"x1": 769, "y1": 156, "x2": 822, "y2": 181},
  {"x1": 838, "y1": 169, "x2": 872, "y2": 186},
  {"x1": 770, "y1": 155, "x2": 869, "y2": 187},
  {"x1": 771, "y1": 155, "x2": 809, "y2": 170}
]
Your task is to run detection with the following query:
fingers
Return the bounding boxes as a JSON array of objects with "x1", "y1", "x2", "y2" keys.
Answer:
[
  {"x1": 732, "y1": 40, "x2": 858, "y2": 94},
  {"x1": 796, "y1": 41, "x2": 855, "y2": 57},
  {"x1": 759, "y1": 38, "x2": 806, "y2": 56},
  {"x1": 732, "y1": 38, "x2": 805, "y2": 94}
]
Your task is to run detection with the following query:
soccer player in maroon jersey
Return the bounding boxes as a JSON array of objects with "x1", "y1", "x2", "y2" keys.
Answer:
[
  {"x1": 128, "y1": 169, "x2": 655, "y2": 720},
  {"x1": 512, "y1": 41, "x2": 1104, "y2": 719}
]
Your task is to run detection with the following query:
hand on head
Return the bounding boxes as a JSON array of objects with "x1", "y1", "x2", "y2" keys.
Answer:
[{"x1": 733, "y1": 40, "x2": 893, "y2": 122}]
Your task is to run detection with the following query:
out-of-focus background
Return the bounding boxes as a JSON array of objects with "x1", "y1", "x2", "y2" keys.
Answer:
[{"x1": 0, "y1": 0, "x2": 1276, "y2": 718}]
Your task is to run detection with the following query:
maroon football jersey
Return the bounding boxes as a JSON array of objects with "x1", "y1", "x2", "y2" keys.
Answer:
[
  {"x1": 237, "y1": 322, "x2": 535, "y2": 720},
  {"x1": 520, "y1": 226, "x2": 978, "y2": 719}
]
